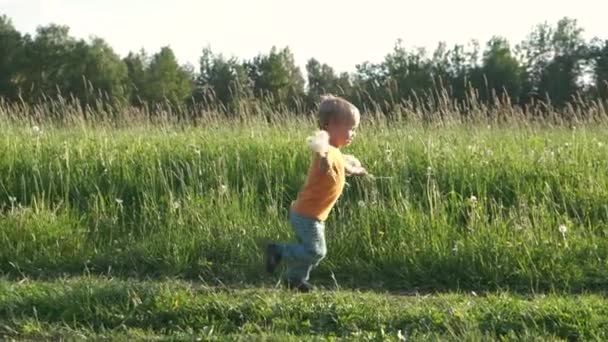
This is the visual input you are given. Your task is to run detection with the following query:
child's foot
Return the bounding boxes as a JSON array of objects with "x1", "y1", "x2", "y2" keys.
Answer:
[{"x1": 265, "y1": 244, "x2": 282, "y2": 273}]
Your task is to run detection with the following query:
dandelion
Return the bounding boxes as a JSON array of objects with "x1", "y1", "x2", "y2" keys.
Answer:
[
  {"x1": 470, "y1": 195, "x2": 477, "y2": 204},
  {"x1": 219, "y1": 184, "x2": 228, "y2": 195},
  {"x1": 306, "y1": 130, "x2": 329, "y2": 155},
  {"x1": 172, "y1": 201, "x2": 180, "y2": 210},
  {"x1": 559, "y1": 224, "x2": 567, "y2": 238}
]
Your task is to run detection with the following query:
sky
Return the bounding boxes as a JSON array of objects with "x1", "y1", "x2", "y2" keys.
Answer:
[{"x1": 2, "y1": 0, "x2": 607, "y2": 73}]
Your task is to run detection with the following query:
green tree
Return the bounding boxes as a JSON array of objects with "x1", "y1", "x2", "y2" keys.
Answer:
[
  {"x1": 351, "y1": 61, "x2": 388, "y2": 112},
  {"x1": 519, "y1": 17, "x2": 587, "y2": 106},
  {"x1": 195, "y1": 47, "x2": 252, "y2": 109},
  {"x1": 144, "y1": 46, "x2": 193, "y2": 106},
  {"x1": 591, "y1": 40, "x2": 608, "y2": 99},
  {"x1": 384, "y1": 41, "x2": 434, "y2": 103},
  {"x1": 478, "y1": 36, "x2": 523, "y2": 103},
  {"x1": 65, "y1": 37, "x2": 129, "y2": 105},
  {"x1": 0, "y1": 15, "x2": 24, "y2": 100},
  {"x1": 245, "y1": 46, "x2": 305, "y2": 108},
  {"x1": 20, "y1": 24, "x2": 77, "y2": 101},
  {"x1": 306, "y1": 58, "x2": 352, "y2": 108},
  {"x1": 123, "y1": 50, "x2": 149, "y2": 106}
]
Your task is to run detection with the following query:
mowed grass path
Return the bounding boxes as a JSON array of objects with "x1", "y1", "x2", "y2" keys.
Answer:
[
  {"x1": 1, "y1": 122, "x2": 608, "y2": 292},
  {"x1": 1, "y1": 277, "x2": 608, "y2": 340}
]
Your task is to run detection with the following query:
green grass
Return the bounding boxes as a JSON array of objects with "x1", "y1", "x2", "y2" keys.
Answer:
[
  {"x1": 1, "y1": 122, "x2": 608, "y2": 292},
  {"x1": 1, "y1": 277, "x2": 608, "y2": 340}
]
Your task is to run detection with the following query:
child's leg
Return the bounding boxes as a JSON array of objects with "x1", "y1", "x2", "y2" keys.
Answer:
[{"x1": 279, "y1": 211, "x2": 327, "y2": 284}]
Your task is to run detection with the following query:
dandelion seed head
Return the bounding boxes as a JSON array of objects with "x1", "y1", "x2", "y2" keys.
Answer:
[
  {"x1": 306, "y1": 130, "x2": 329, "y2": 154},
  {"x1": 219, "y1": 184, "x2": 228, "y2": 195},
  {"x1": 558, "y1": 224, "x2": 567, "y2": 234}
]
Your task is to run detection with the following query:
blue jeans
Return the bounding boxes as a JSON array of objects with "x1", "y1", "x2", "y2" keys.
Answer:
[{"x1": 278, "y1": 210, "x2": 327, "y2": 283}]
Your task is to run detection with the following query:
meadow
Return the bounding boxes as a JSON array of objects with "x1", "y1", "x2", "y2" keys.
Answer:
[{"x1": 1, "y1": 99, "x2": 607, "y2": 340}]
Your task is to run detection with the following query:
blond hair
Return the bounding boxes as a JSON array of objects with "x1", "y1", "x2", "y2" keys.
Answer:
[{"x1": 318, "y1": 95, "x2": 360, "y2": 129}]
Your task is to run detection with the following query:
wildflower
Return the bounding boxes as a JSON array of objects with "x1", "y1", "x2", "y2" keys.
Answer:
[
  {"x1": 32, "y1": 125, "x2": 42, "y2": 135},
  {"x1": 306, "y1": 130, "x2": 329, "y2": 154},
  {"x1": 559, "y1": 224, "x2": 567, "y2": 236},
  {"x1": 219, "y1": 184, "x2": 228, "y2": 195},
  {"x1": 172, "y1": 201, "x2": 180, "y2": 210},
  {"x1": 357, "y1": 200, "x2": 366, "y2": 208},
  {"x1": 8, "y1": 196, "x2": 16, "y2": 203},
  {"x1": 115, "y1": 198, "x2": 123, "y2": 205},
  {"x1": 469, "y1": 195, "x2": 477, "y2": 204}
]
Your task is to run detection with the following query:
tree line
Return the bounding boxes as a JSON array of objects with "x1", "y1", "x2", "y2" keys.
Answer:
[{"x1": 1, "y1": 14, "x2": 607, "y2": 116}]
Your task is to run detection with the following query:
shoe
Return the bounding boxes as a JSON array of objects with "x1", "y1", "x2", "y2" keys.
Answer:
[{"x1": 265, "y1": 244, "x2": 282, "y2": 274}]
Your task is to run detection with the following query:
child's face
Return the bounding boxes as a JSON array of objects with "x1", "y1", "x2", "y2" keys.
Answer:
[{"x1": 327, "y1": 118, "x2": 358, "y2": 148}]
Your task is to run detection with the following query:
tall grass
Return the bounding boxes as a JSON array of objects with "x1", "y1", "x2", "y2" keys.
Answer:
[
  {"x1": 1, "y1": 95, "x2": 607, "y2": 292},
  {"x1": 2, "y1": 277, "x2": 608, "y2": 340}
]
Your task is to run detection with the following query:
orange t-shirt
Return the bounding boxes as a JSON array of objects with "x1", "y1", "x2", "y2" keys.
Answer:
[{"x1": 291, "y1": 146, "x2": 346, "y2": 221}]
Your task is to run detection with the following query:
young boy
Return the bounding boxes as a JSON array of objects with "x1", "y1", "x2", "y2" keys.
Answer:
[{"x1": 265, "y1": 95, "x2": 367, "y2": 292}]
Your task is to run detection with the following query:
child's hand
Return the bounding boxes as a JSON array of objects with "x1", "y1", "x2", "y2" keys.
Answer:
[
  {"x1": 346, "y1": 164, "x2": 368, "y2": 176},
  {"x1": 344, "y1": 154, "x2": 367, "y2": 176}
]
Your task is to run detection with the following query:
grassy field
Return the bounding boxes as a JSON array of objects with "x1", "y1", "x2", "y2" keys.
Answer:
[
  {"x1": 1, "y1": 106, "x2": 608, "y2": 339},
  {"x1": 2, "y1": 277, "x2": 608, "y2": 340}
]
